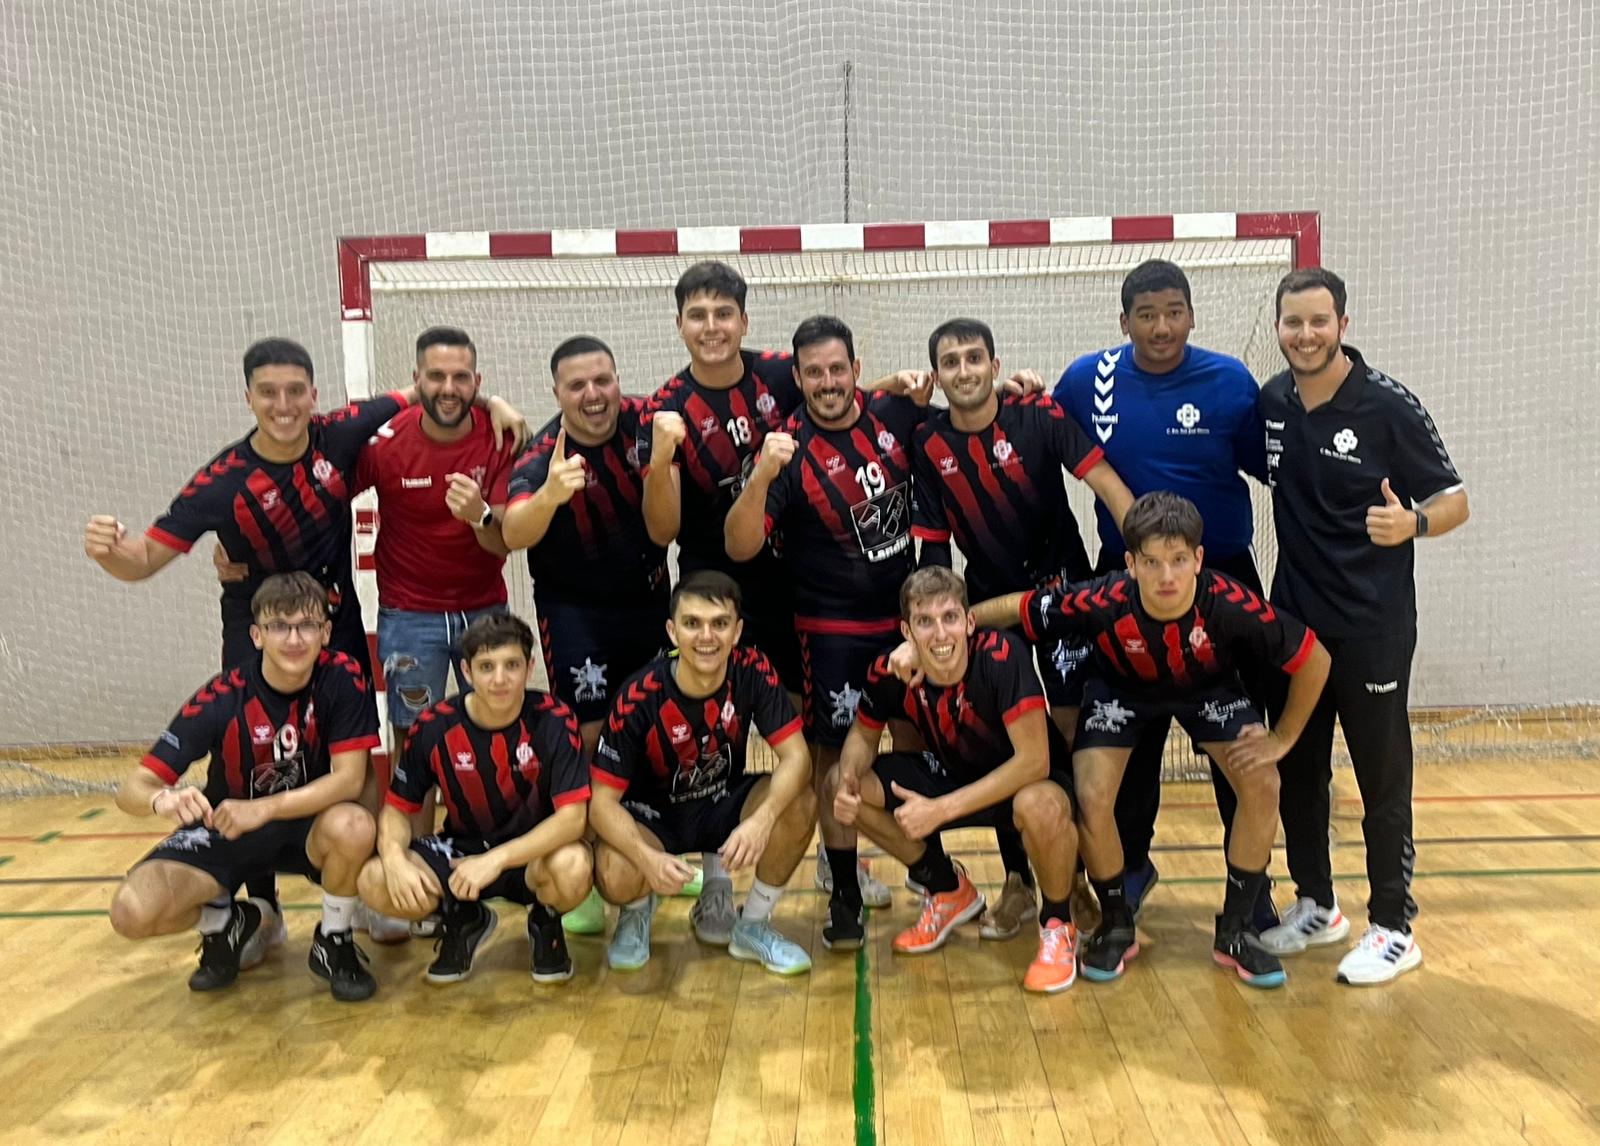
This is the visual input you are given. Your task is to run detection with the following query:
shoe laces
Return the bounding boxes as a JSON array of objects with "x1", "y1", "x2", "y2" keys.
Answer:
[
  {"x1": 615, "y1": 903, "x2": 651, "y2": 945},
  {"x1": 1285, "y1": 897, "x2": 1328, "y2": 932},
  {"x1": 1038, "y1": 922, "x2": 1075, "y2": 961},
  {"x1": 696, "y1": 881, "x2": 734, "y2": 920},
  {"x1": 1356, "y1": 924, "x2": 1399, "y2": 953}
]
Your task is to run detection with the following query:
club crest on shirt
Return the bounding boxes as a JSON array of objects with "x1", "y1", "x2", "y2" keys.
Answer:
[
  {"x1": 260, "y1": 489, "x2": 280, "y2": 511},
  {"x1": 720, "y1": 699, "x2": 737, "y2": 727},
  {"x1": 515, "y1": 741, "x2": 536, "y2": 767},
  {"x1": 469, "y1": 465, "x2": 487, "y2": 488},
  {"x1": 312, "y1": 457, "x2": 334, "y2": 484},
  {"x1": 1167, "y1": 402, "x2": 1209, "y2": 437},
  {"x1": 1321, "y1": 428, "x2": 1362, "y2": 464},
  {"x1": 453, "y1": 750, "x2": 475, "y2": 771},
  {"x1": 756, "y1": 393, "x2": 777, "y2": 417},
  {"x1": 877, "y1": 430, "x2": 897, "y2": 453},
  {"x1": 252, "y1": 724, "x2": 273, "y2": 744},
  {"x1": 992, "y1": 438, "x2": 1016, "y2": 466},
  {"x1": 1190, "y1": 625, "x2": 1210, "y2": 650},
  {"x1": 937, "y1": 455, "x2": 957, "y2": 475}
]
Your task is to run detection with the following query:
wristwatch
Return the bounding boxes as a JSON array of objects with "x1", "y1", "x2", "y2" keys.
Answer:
[
  {"x1": 1414, "y1": 509, "x2": 1429, "y2": 537},
  {"x1": 477, "y1": 504, "x2": 495, "y2": 529}
]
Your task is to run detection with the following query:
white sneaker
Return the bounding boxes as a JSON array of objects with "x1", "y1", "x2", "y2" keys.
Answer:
[
  {"x1": 1259, "y1": 896, "x2": 1351, "y2": 955},
  {"x1": 813, "y1": 844, "x2": 891, "y2": 909},
  {"x1": 355, "y1": 903, "x2": 411, "y2": 945},
  {"x1": 1337, "y1": 925, "x2": 1422, "y2": 985},
  {"x1": 239, "y1": 899, "x2": 286, "y2": 970}
]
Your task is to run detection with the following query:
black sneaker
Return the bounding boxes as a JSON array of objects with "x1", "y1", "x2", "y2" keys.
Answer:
[
  {"x1": 822, "y1": 897, "x2": 865, "y2": 951},
  {"x1": 529, "y1": 905, "x2": 573, "y2": 983},
  {"x1": 426, "y1": 902, "x2": 499, "y2": 984},
  {"x1": 1212, "y1": 915, "x2": 1286, "y2": 989},
  {"x1": 188, "y1": 899, "x2": 263, "y2": 992},
  {"x1": 308, "y1": 925, "x2": 377, "y2": 1002},
  {"x1": 1080, "y1": 919, "x2": 1139, "y2": 983}
]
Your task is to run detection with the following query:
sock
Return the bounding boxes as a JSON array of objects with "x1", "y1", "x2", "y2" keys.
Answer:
[
  {"x1": 907, "y1": 839, "x2": 959, "y2": 895},
  {"x1": 825, "y1": 846, "x2": 863, "y2": 909},
  {"x1": 1039, "y1": 896, "x2": 1073, "y2": 929},
  {"x1": 244, "y1": 873, "x2": 279, "y2": 909},
  {"x1": 1219, "y1": 862, "x2": 1267, "y2": 927},
  {"x1": 1091, "y1": 872, "x2": 1130, "y2": 926},
  {"x1": 995, "y1": 830, "x2": 1035, "y2": 889},
  {"x1": 701, "y1": 853, "x2": 728, "y2": 884},
  {"x1": 742, "y1": 879, "x2": 784, "y2": 923},
  {"x1": 321, "y1": 893, "x2": 358, "y2": 935},
  {"x1": 625, "y1": 895, "x2": 651, "y2": 911},
  {"x1": 197, "y1": 895, "x2": 232, "y2": 935},
  {"x1": 528, "y1": 901, "x2": 559, "y2": 927}
]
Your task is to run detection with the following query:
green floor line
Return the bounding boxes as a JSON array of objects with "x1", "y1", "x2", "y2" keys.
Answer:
[
  {"x1": 853, "y1": 914, "x2": 877, "y2": 1146},
  {"x1": 0, "y1": 857, "x2": 11, "y2": 869},
  {"x1": 32, "y1": 831, "x2": 62, "y2": 844},
  {"x1": 78, "y1": 808, "x2": 106, "y2": 821},
  {"x1": 1161, "y1": 867, "x2": 1600, "y2": 885}
]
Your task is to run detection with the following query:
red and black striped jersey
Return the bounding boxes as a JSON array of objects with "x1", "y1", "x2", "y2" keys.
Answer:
[
  {"x1": 911, "y1": 394, "x2": 1104, "y2": 601},
  {"x1": 140, "y1": 650, "x2": 380, "y2": 804},
  {"x1": 1020, "y1": 570, "x2": 1317, "y2": 700},
  {"x1": 641, "y1": 349, "x2": 800, "y2": 576},
  {"x1": 592, "y1": 647, "x2": 802, "y2": 807},
  {"x1": 856, "y1": 628, "x2": 1045, "y2": 787},
  {"x1": 387, "y1": 691, "x2": 589, "y2": 843},
  {"x1": 148, "y1": 393, "x2": 408, "y2": 607},
  {"x1": 507, "y1": 400, "x2": 668, "y2": 605},
  {"x1": 763, "y1": 393, "x2": 927, "y2": 620}
]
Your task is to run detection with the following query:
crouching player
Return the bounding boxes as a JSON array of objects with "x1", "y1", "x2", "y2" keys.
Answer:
[
  {"x1": 588, "y1": 571, "x2": 817, "y2": 976},
  {"x1": 972, "y1": 491, "x2": 1330, "y2": 987},
  {"x1": 109, "y1": 573, "x2": 382, "y2": 1001},
  {"x1": 826, "y1": 566, "x2": 1082, "y2": 994},
  {"x1": 357, "y1": 613, "x2": 593, "y2": 986}
]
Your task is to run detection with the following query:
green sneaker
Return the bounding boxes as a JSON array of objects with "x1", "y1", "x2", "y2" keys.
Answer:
[
  {"x1": 729, "y1": 916, "x2": 812, "y2": 976},
  {"x1": 606, "y1": 895, "x2": 656, "y2": 972},
  {"x1": 562, "y1": 888, "x2": 607, "y2": 936},
  {"x1": 675, "y1": 858, "x2": 704, "y2": 899}
]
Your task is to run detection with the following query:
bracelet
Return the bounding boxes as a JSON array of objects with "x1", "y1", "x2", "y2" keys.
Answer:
[{"x1": 1414, "y1": 509, "x2": 1429, "y2": 538}]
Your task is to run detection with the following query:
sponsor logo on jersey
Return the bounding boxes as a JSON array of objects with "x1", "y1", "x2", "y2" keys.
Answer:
[
  {"x1": 938, "y1": 455, "x2": 957, "y2": 475},
  {"x1": 1200, "y1": 697, "x2": 1253, "y2": 726},
  {"x1": 670, "y1": 723, "x2": 691, "y2": 744},
  {"x1": 401, "y1": 476, "x2": 432, "y2": 489},
  {"x1": 260, "y1": 489, "x2": 280, "y2": 511},
  {"x1": 701, "y1": 415, "x2": 719, "y2": 435},
  {"x1": 1167, "y1": 402, "x2": 1210, "y2": 436},
  {"x1": 1124, "y1": 637, "x2": 1147, "y2": 655},
  {"x1": 825, "y1": 455, "x2": 845, "y2": 474},
  {"x1": 1365, "y1": 680, "x2": 1399, "y2": 694}
]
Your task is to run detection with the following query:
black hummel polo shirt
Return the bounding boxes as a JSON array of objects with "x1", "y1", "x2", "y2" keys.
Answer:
[{"x1": 1260, "y1": 345, "x2": 1463, "y2": 639}]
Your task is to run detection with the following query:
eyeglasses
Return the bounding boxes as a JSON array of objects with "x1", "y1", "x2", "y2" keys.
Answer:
[{"x1": 261, "y1": 619, "x2": 326, "y2": 639}]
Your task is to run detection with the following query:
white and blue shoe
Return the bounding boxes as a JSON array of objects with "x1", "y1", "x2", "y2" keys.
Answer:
[
  {"x1": 1336, "y1": 924, "x2": 1422, "y2": 985},
  {"x1": 729, "y1": 916, "x2": 812, "y2": 976}
]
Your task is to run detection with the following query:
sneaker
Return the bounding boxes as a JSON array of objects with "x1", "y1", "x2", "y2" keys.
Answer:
[
  {"x1": 822, "y1": 897, "x2": 866, "y2": 952},
  {"x1": 814, "y1": 844, "x2": 891, "y2": 909},
  {"x1": 1069, "y1": 871, "x2": 1101, "y2": 935},
  {"x1": 1080, "y1": 919, "x2": 1140, "y2": 983},
  {"x1": 1212, "y1": 915, "x2": 1286, "y2": 989},
  {"x1": 607, "y1": 895, "x2": 655, "y2": 972},
  {"x1": 691, "y1": 879, "x2": 737, "y2": 946},
  {"x1": 1023, "y1": 919, "x2": 1078, "y2": 993},
  {"x1": 676, "y1": 858, "x2": 704, "y2": 898},
  {"x1": 308, "y1": 925, "x2": 377, "y2": 1002},
  {"x1": 1125, "y1": 860, "x2": 1160, "y2": 922},
  {"x1": 425, "y1": 902, "x2": 499, "y2": 984},
  {"x1": 729, "y1": 916, "x2": 812, "y2": 976},
  {"x1": 529, "y1": 906, "x2": 574, "y2": 982},
  {"x1": 354, "y1": 903, "x2": 411, "y2": 945},
  {"x1": 892, "y1": 867, "x2": 985, "y2": 954},
  {"x1": 562, "y1": 888, "x2": 607, "y2": 936},
  {"x1": 979, "y1": 872, "x2": 1037, "y2": 941},
  {"x1": 1259, "y1": 896, "x2": 1350, "y2": 956},
  {"x1": 1252, "y1": 879, "x2": 1281, "y2": 933},
  {"x1": 1336, "y1": 924, "x2": 1422, "y2": 986},
  {"x1": 411, "y1": 914, "x2": 440, "y2": 939},
  {"x1": 239, "y1": 898, "x2": 286, "y2": 971},
  {"x1": 188, "y1": 899, "x2": 263, "y2": 992}
]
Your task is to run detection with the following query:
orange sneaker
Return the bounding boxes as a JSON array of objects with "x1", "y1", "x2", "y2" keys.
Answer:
[
  {"x1": 893, "y1": 868, "x2": 984, "y2": 954},
  {"x1": 1022, "y1": 918, "x2": 1078, "y2": 993}
]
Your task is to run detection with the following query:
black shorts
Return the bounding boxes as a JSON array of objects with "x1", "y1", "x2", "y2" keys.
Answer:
[
  {"x1": 796, "y1": 620, "x2": 900, "y2": 747},
  {"x1": 1073, "y1": 677, "x2": 1263, "y2": 752},
  {"x1": 537, "y1": 594, "x2": 669, "y2": 724},
  {"x1": 740, "y1": 605, "x2": 804, "y2": 696},
  {"x1": 1033, "y1": 634, "x2": 1093, "y2": 709},
  {"x1": 409, "y1": 834, "x2": 537, "y2": 906},
  {"x1": 221, "y1": 590, "x2": 372, "y2": 680},
  {"x1": 622, "y1": 773, "x2": 763, "y2": 856},
  {"x1": 874, "y1": 750, "x2": 1075, "y2": 830},
  {"x1": 137, "y1": 817, "x2": 321, "y2": 894}
]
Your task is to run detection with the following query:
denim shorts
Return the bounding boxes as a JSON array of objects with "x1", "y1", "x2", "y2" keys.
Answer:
[{"x1": 377, "y1": 604, "x2": 507, "y2": 728}]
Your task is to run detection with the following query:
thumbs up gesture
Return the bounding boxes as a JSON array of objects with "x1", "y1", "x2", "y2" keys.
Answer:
[
  {"x1": 1365, "y1": 477, "x2": 1415, "y2": 547},
  {"x1": 540, "y1": 426, "x2": 588, "y2": 506}
]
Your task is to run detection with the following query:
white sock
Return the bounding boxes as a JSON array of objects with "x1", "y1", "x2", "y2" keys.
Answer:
[
  {"x1": 625, "y1": 895, "x2": 651, "y2": 911},
  {"x1": 742, "y1": 879, "x2": 784, "y2": 923},
  {"x1": 322, "y1": 893, "x2": 358, "y2": 934},
  {"x1": 197, "y1": 896, "x2": 232, "y2": 935},
  {"x1": 701, "y1": 853, "x2": 728, "y2": 884}
]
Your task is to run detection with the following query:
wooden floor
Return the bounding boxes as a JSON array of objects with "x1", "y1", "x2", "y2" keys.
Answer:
[{"x1": 1, "y1": 758, "x2": 1598, "y2": 1146}]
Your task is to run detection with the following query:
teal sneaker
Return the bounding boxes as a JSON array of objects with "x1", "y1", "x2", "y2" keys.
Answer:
[
  {"x1": 676, "y1": 858, "x2": 704, "y2": 898},
  {"x1": 728, "y1": 916, "x2": 812, "y2": 976},
  {"x1": 607, "y1": 895, "x2": 656, "y2": 972},
  {"x1": 562, "y1": 887, "x2": 607, "y2": 936},
  {"x1": 691, "y1": 879, "x2": 736, "y2": 946}
]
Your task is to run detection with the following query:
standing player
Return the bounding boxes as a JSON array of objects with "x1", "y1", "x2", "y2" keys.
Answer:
[
  {"x1": 1054, "y1": 261, "x2": 1275, "y2": 924},
  {"x1": 588, "y1": 572, "x2": 817, "y2": 976},
  {"x1": 107, "y1": 574, "x2": 383, "y2": 1002},
  {"x1": 357, "y1": 614, "x2": 594, "y2": 986},
  {"x1": 1256, "y1": 269, "x2": 1469, "y2": 985},
  {"x1": 911, "y1": 318, "x2": 1135, "y2": 937},
  {"x1": 969, "y1": 493, "x2": 1331, "y2": 987},
  {"x1": 724, "y1": 315, "x2": 930, "y2": 934},
  {"x1": 357, "y1": 326, "x2": 517, "y2": 765},
  {"x1": 824, "y1": 566, "x2": 1081, "y2": 994}
]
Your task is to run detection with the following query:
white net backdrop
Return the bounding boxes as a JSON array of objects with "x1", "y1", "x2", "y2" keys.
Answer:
[{"x1": 2, "y1": 1, "x2": 1595, "y2": 758}]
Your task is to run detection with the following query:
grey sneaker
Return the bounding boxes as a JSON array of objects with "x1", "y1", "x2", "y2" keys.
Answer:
[
  {"x1": 239, "y1": 898, "x2": 286, "y2": 970},
  {"x1": 607, "y1": 895, "x2": 656, "y2": 972},
  {"x1": 691, "y1": 879, "x2": 736, "y2": 946},
  {"x1": 729, "y1": 916, "x2": 812, "y2": 976},
  {"x1": 813, "y1": 843, "x2": 892, "y2": 909}
]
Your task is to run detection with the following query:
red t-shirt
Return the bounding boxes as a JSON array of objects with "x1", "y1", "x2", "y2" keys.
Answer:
[{"x1": 356, "y1": 406, "x2": 515, "y2": 612}]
